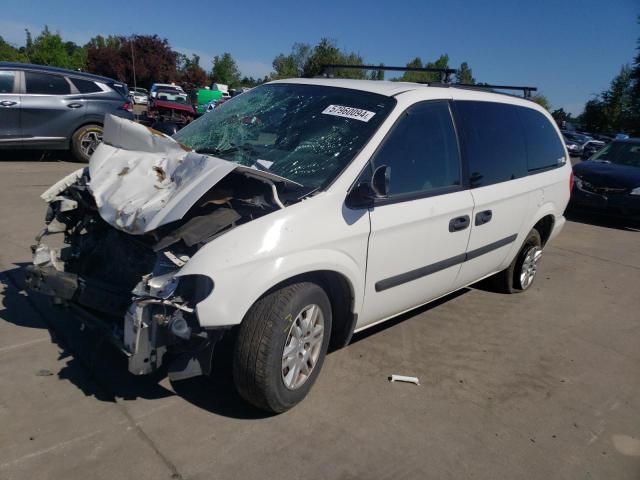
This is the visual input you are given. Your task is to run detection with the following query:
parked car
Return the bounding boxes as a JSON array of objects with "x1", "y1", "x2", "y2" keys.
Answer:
[
  {"x1": 149, "y1": 83, "x2": 185, "y2": 98},
  {"x1": 25, "y1": 79, "x2": 571, "y2": 412},
  {"x1": 145, "y1": 87, "x2": 195, "y2": 135},
  {"x1": 129, "y1": 87, "x2": 149, "y2": 105},
  {"x1": 563, "y1": 135, "x2": 581, "y2": 155},
  {"x1": 581, "y1": 139, "x2": 605, "y2": 159},
  {"x1": 189, "y1": 88, "x2": 224, "y2": 115},
  {"x1": 0, "y1": 62, "x2": 133, "y2": 162},
  {"x1": 570, "y1": 138, "x2": 640, "y2": 223}
]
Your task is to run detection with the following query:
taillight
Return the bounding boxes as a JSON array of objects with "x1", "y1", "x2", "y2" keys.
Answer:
[
  {"x1": 569, "y1": 171, "x2": 574, "y2": 192},
  {"x1": 119, "y1": 101, "x2": 132, "y2": 113}
]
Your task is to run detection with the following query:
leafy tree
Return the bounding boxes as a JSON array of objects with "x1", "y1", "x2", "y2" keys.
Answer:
[
  {"x1": 272, "y1": 42, "x2": 311, "y2": 79},
  {"x1": 86, "y1": 34, "x2": 177, "y2": 87},
  {"x1": 530, "y1": 93, "x2": 550, "y2": 110},
  {"x1": 456, "y1": 62, "x2": 475, "y2": 84},
  {"x1": 369, "y1": 63, "x2": 384, "y2": 81},
  {"x1": 177, "y1": 53, "x2": 207, "y2": 91},
  {"x1": 0, "y1": 36, "x2": 28, "y2": 62},
  {"x1": 300, "y1": 38, "x2": 366, "y2": 79},
  {"x1": 580, "y1": 98, "x2": 607, "y2": 132},
  {"x1": 400, "y1": 54, "x2": 450, "y2": 83},
  {"x1": 211, "y1": 52, "x2": 241, "y2": 86},
  {"x1": 25, "y1": 26, "x2": 86, "y2": 70}
]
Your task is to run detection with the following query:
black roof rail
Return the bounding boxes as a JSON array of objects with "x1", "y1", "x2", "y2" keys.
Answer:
[
  {"x1": 321, "y1": 64, "x2": 457, "y2": 83},
  {"x1": 454, "y1": 83, "x2": 538, "y2": 99},
  {"x1": 320, "y1": 64, "x2": 538, "y2": 99}
]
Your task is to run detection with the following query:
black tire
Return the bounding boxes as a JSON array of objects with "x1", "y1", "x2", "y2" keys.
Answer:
[
  {"x1": 233, "y1": 282, "x2": 332, "y2": 413},
  {"x1": 489, "y1": 229, "x2": 542, "y2": 294},
  {"x1": 70, "y1": 124, "x2": 103, "y2": 163}
]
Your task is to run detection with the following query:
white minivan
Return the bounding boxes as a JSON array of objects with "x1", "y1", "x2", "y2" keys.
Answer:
[{"x1": 26, "y1": 77, "x2": 571, "y2": 412}]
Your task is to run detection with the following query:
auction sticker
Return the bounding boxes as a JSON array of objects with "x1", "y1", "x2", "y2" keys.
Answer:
[{"x1": 322, "y1": 105, "x2": 376, "y2": 122}]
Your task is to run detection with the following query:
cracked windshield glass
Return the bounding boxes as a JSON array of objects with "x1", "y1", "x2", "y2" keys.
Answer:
[{"x1": 173, "y1": 83, "x2": 396, "y2": 189}]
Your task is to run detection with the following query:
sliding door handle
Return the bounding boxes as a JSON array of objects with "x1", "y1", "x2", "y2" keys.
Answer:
[
  {"x1": 475, "y1": 210, "x2": 493, "y2": 225},
  {"x1": 449, "y1": 215, "x2": 470, "y2": 232}
]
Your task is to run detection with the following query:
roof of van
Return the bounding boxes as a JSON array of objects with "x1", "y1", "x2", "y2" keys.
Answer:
[
  {"x1": 268, "y1": 77, "x2": 540, "y2": 107},
  {"x1": 0, "y1": 62, "x2": 121, "y2": 84}
]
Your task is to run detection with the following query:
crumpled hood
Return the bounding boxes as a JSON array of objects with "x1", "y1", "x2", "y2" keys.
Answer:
[
  {"x1": 573, "y1": 160, "x2": 640, "y2": 190},
  {"x1": 88, "y1": 115, "x2": 297, "y2": 234}
]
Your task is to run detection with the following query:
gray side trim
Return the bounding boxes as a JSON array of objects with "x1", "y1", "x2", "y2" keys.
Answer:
[{"x1": 375, "y1": 233, "x2": 518, "y2": 292}]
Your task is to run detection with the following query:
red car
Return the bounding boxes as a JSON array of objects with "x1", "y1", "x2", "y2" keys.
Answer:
[{"x1": 146, "y1": 87, "x2": 196, "y2": 135}]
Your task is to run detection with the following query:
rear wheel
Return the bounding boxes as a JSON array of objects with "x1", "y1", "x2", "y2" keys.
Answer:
[
  {"x1": 71, "y1": 124, "x2": 103, "y2": 163},
  {"x1": 233, "y1": 282, "x2": 332, "y2": 413},
  {"x1": 490, "y1": 229, "x2": 542, "y2": 293}
]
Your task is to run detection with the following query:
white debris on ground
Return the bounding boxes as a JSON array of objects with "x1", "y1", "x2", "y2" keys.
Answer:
[{"x1": 389, "y1": 374, "x2": 420, "y2": 385}]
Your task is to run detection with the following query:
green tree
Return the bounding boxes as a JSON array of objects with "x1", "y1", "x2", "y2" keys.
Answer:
[
  {"x1": 28, "y1": 26, "x2": 86, "y2": 70},
  {"x1": 272, "y1": 42, "x2": 311, "y2": 79},
  {"x1": 211, "y1": 52, "x2": 241, "y2": 86},
  {"x1": 0, "y1": 36, "x2": 28, "y2": 62},
  {"x1": 456, "y1": 62, "x2": 475, "y2": 84},
  {"x1": 400, "y1": 54, "x2": 450, "y2": 83},
  {"x1": 369, "y1": 63, "x2": 384, "y2": 80},
  {"x1": 299, "y1": 38, "x2": 366, "y2": 79},
  {"x1": 177, "y1": 54, "x2": 207, "y2": 91},
  {"x1": 530, "y1": 93, "x2": 550, "y2": 110}
]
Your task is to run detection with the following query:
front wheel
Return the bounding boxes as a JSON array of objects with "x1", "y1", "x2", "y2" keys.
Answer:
[
  {"x1": 70, "y1": 124, "x2": 103, "y2": 163},
  {"x1": 489, "y1": 229, "x2": 543, "y2": 293},
  {"x1": 233, "y1": 282, "x2": 332, "y2": 413}
]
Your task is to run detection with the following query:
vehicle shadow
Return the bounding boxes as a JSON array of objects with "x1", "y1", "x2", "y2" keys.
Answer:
[
  {"x1": 0, "y1": 149, "x2": 74, "y2": 162},
  {"x1": 0, "y1": 263, "x2": 270, "y2": 419},
  {"x1": 565, "y1": 208, "x2": 640, "y2": 232},
  {"x1": 350, "y1": 288, "x2": 471, "y2": 344}
]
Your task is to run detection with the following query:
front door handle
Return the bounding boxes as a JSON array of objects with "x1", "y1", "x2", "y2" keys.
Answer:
[
  {"x1": 449, "y1": 215, "x2": 470, "y2": 232},
  {"x1": 475, "y1": 210, "x2": 493, "y2": 225},
  {"x1": 0, "y1": 100, "x2": 17, "y2": 107},
  {"x1": 67, "y1": 103, "x2": 83, "y2": 109}
]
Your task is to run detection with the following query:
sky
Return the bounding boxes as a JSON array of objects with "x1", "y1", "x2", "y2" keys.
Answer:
[{"x1": 1, "y1": 0, "x2": 638, "y2": 115}]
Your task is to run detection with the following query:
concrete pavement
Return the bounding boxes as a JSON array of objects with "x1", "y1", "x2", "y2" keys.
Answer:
[{"x1": 0, "y1": 158, "x2": 639, "y2": 480}]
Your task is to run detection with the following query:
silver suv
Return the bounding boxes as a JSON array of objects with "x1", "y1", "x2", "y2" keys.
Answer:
[{"x1": 0, "y1": 62, "x2": 134, "y2": 162}]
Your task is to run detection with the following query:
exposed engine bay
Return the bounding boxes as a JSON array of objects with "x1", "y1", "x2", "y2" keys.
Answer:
[{"x1": 24, "y1": 115, "x2": 299, "y2": 380}]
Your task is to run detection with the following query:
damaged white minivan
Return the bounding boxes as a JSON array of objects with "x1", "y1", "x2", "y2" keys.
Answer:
[{"x1": 26, "y1": 78, "x2": 571, "y2": 412}]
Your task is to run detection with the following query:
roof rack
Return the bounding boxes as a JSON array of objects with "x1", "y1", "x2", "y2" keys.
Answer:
[
  {"x1": 320, "y1": 64, "x2": 537, "y2": 99},
  {"x1": 321, "y1": 64, "x2": 457, "y2": 83},
  {"x1": 455, "y1": 83, "x2": 537, "y2": 99}
]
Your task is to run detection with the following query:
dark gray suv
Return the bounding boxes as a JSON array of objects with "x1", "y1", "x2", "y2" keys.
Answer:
[{"x1": 0, "y1": 62, "x2": 134, "y2": 162}]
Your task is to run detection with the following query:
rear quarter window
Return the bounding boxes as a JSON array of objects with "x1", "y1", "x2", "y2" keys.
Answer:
[
  {"x1": 70, "y1": 77, "x2": 102, "y2": 94},
  {"x1": 0, "y1": 70, "x2": 17, "y2": 93},
  {"x1": 454, "y1": 101, "x2": 528, "y2": 188},
  {"x1": 518, "y1": 108, "x2": 566, "y2": 171}
]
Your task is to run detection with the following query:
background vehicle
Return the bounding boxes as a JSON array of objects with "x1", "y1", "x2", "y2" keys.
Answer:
[
  {"x1": 570, "y1": 138, "x2": 640, "y2": 223},
  {"x1": 149, "y1": 82, "x2": 185, "y2": 98},
  {"x1": 129, "y1": 87, "x2": 149, "y2": 105},
  {"x1": 581, "y1": 139, "x2": 605, "y2": 159},
  {"x1": 563, "y1": 135, "x2": 581, "y2": 155},
  {"x1": 26, "y1": 72, "x2": 570, "y2": 413},
  {"x1": 0, "y1": 62, "x2": 133, "y2": 162},
  {"x1": 145, "y1": 87, "x2": 195, "y2": 134},
  {"x1": 189, "y1": 88, "x2": 223, "y2": 115}
]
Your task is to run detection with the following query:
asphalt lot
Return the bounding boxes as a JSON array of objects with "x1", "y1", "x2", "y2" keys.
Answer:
[{"x1": 0, "y1": 154, "x2": 639, "y2": 480}]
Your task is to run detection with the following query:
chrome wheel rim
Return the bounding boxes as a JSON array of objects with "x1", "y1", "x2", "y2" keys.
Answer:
[
  {"x1": 520, "y1": 246, "x2": 542, "y2": 289},
  {"x1": 79, "y1": 130, "x2": 103, "y2": 158},
  {"x1": 281, "y1": 304, "x2": 325, "y2": 390}
]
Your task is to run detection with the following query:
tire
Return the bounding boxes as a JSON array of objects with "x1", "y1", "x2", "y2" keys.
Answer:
[
  {"x1": 233, "y1": 282, "x2": 332, "y2": 413},
  {"x1": 489, "y1": 229, "x2": 543, "y2": 294},
  {"x1": 70, "y1": 124, "x2": 103, "y2": 163}
]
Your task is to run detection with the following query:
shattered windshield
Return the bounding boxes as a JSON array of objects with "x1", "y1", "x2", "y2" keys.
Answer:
[{"x1": 173, "y1": 83, "x2": 396, "y2": 189}]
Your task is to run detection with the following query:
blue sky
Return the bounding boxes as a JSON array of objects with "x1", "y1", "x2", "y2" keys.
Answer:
[{"x1": 1, "y1": 0, "x2": 638, "y2": 115}]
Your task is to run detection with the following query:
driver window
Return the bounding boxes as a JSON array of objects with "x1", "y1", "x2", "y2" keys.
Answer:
[{"x1": 371, "y1": 101, "x2": 461, "y2": 197}]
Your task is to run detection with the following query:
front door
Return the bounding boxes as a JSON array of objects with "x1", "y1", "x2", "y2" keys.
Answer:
[{"x1": 359, "y1": 101, "x2": 474, "y2": 328}]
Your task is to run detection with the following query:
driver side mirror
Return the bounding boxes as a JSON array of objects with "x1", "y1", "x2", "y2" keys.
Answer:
[{"x1": 346, "y1": 165, "x2": 390, "y2": 209}]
